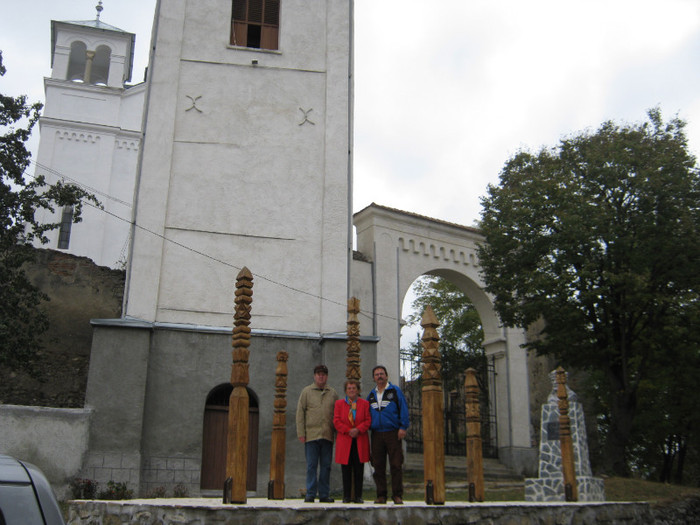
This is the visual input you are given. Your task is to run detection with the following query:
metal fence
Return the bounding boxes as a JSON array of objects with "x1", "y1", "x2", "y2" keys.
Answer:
[{"x1": 400, "y1": 350, "x2": 498, "y2": 458}]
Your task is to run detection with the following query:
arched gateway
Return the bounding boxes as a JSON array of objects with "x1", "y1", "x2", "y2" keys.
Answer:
[{"x1": 353, "y1": 204, "x2": 536, "y2": 473}]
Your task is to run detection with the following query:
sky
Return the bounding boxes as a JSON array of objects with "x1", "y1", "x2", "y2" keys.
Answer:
[{"x1": 2, "y1": 0, "x2": 699, "y2": 229}]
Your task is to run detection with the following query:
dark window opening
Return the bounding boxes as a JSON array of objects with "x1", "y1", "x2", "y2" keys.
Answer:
[
  {"x1": 231, "y1": 0, "x2": 280, "y2": 50},
  {"x1": 247, "y1": 25, "x2": 262, "y2": 48},
  {"x1": 57, "y1": 206, "x2": 73, "y2": 249}
]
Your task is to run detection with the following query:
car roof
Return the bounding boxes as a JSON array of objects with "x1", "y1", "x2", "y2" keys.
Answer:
[{"x1": 0, "y1": 454, "x2": 32, "y2": 483}]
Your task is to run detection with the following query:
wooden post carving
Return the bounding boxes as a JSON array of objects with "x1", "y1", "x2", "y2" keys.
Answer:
[
  {"x1": 268, "y1": 351, "x2": 288, "y2": 499},
  {"x1": 464, "y1": 368, "x2": 484, "y2": 502},
  {"x1": 421, "y1": 305, "x2": 445, "y2": 505},
  {"x1": 346, "y1": 297, "x2": 361, "y2": 381},
  {"x1": 226, "y1": 267, "x2": 253, "y2": 504},
  {"x1": 556, "y1": 366, "x2": 578, "y2": 502}
]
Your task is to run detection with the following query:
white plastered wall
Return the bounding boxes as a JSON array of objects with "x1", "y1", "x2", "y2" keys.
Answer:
[{"x1": 124, "y1": 0, "x2": 352, "y2": 333}]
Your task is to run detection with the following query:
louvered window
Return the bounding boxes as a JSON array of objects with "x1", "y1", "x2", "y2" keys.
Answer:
[{"x1": 231, "y1": 0, "x2": 280, "y2": 50}]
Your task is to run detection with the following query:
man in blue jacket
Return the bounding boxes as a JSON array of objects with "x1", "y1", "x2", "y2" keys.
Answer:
[{"x1": 367, "y1": 365, "x2": 409, "y2": 504}]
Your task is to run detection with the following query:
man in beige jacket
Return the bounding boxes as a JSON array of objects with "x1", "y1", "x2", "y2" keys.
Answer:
[{"x1": 296, "y1": 364, "x2": 338, "y2": 502}]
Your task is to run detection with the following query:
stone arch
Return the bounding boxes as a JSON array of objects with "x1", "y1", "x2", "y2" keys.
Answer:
[{"x1": 353, "y1": 203, "x2": 536, "y2": 474}]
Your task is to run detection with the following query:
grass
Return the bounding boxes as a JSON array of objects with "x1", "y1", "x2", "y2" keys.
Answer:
[
  {"x1": 61, "y1": 472, "x2": 700, "y2": 513},
  {"x1": 363, "y1": 469, "x2": 700, "y2": 504}
]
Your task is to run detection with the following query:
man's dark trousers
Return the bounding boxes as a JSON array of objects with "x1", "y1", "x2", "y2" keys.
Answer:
[{"x1": 370, "y1": 429, "x2": 403, "y2": 498}]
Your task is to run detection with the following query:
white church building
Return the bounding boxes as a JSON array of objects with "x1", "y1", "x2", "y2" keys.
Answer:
[{"x1": 30, "y1": 0, "x2": 535, "y2": 497}]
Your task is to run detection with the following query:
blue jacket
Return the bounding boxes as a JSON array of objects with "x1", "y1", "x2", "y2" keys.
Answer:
[{"x1": 367, "y1": 382, "x2": 409, "y2": 432}]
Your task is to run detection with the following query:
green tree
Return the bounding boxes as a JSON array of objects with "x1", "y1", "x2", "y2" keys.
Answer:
[
  {"x1": 0, "y1": 50, "x2": 99, "y2": 370},
  {"x1": 478, "y1": 109, "x2": 700, "y2": 475},
  {"x1": 404, "y1": 275, "x2": 485, "y2": 391}
]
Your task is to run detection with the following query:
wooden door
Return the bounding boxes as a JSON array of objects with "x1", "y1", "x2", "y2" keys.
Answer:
[{"x1": 201, "y1": 386, "x2": 259, "y2": 491}]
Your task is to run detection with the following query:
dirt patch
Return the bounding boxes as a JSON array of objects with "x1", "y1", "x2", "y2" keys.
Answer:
[{"x1": 0, "y1": 249, "x2": 124, "y2": 408}]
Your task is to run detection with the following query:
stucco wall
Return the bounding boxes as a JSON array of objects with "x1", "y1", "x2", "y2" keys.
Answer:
[
  {"x1": 0, "y1": 404, "x2": 92, "y2": 500},
  {"x1": 85, "y1": 322, "x2": 378, "y2": 497}
]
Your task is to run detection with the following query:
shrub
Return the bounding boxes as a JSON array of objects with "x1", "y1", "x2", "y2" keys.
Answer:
[
  {"x1": 173, "y1": 483, "x2": 189, "y2": 498},
  {"x1": 97, "y1": 481, "x2": 133, "y2": 500},
  {"x1": 146, "y1": 486, "x2": 167, "y2": 498},
  {"x1": 70, "y1": 478, "x2": 98, "y2": 499}
]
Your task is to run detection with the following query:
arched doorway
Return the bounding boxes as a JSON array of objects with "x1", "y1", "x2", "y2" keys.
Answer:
[{"x1": 200, "y1": 384, "x2": 259, "y2": 491}]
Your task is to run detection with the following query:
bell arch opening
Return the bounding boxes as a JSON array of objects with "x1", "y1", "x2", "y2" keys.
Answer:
[
  {"x1": 66, "y1": 40, "x2": 87, "y2": 82},
  {"x1": 91, "y1": 45, "x2": 111, "y2": 85}
]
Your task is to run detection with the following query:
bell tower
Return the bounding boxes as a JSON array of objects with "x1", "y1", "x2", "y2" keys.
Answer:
[
  {"x1": 124, "y1": 0, "x2": 354, "y2": 334},
  {"x1": 33, "y1": 2, "x2": 145, "y2": 268}
]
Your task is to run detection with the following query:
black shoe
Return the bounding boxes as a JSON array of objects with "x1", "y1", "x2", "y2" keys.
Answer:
[
  {"x1": 319, "y1": 497, "x2": 335, "y2": 503},
  {"x1": 304, "y1": 496, "x2": 315, "y2": 502},
  {"x1": 354, "y1": 498, "x2": 364, "y2": 503},
  {"x1": 342, "y1": 497, "x2": 352, "y2": 503}
]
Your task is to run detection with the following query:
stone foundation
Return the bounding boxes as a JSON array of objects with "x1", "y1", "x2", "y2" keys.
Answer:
[{"x1": 68, "y1": 498, "x2": 651, "y2": 525}]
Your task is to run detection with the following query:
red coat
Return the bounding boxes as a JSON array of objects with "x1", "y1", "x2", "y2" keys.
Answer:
[{"x1": 333, "y1": 397, "x2": 371, "y2": 465}]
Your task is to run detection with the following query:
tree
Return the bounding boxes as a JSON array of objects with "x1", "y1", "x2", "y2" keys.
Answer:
[
  {"x1": 477, "y1": 109, "x2": 700, "y2": 475},
  {"x1": 404, "y1": 275, "x2": 485, "y2": 392},
  {"x1": 0, "y1": 50, "x2": 99, "y2": 370}
]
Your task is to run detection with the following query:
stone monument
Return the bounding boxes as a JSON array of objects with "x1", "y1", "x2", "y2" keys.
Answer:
[{"x1": 525, "y1": 369, "x2": 605, "y2": 502}]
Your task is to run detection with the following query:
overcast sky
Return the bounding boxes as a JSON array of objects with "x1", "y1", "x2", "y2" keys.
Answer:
[{"x1": 2, "y1": 0, "x2": 699, "y2": 231}]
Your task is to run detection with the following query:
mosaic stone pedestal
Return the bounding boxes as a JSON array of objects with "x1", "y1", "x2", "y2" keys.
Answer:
[{"x1": 525, "y1": 371, "x2": 605, "y2": 502}]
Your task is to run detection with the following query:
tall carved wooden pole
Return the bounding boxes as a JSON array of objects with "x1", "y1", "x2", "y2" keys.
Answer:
[
  {"x1": 556, "y1": 366, "x2": 578, "y2": 502},
  {"x1": 464, "y1": 368, "x2": 484, "y2": 502},
  {"x1": 268, "y1": 351, "x2": 288, "y2": 499},
  {"x1": 346, "y1": 297, "x2": 361, "y2": 381},
  {"x1": 227, "y1": 267, "x2": 253, "y2": 504},
  {"x1": 421, "y1": 305, "x2": 445, "y2": 505}
]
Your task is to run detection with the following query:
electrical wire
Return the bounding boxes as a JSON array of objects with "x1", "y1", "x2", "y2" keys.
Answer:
[{"x1": 24, "y1": 162, "x2": 401, "y2": 324}]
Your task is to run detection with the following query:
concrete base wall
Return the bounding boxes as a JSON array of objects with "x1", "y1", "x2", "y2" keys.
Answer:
[
  {"x1": 85, "y1": 321, "x2": 378, "y2": 498},
  {"x1": 0, "y1": 404, "x2": 92, "y2": 499}
]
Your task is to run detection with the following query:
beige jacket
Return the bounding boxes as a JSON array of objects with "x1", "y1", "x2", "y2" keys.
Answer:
[{"x1": 296, "y1": 383, "x2": 338, "y2": 442}]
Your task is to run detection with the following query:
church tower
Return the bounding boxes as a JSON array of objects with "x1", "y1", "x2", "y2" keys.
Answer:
[
  {"x1": 34, "y1": 2, "x2": 146, "y2": 268},
  {"x1": 124, "y1": 0, "x2": 353, "y2": 334},
  {"x1": 83, "y1": 0, "x2": 359, "y2": 496}
]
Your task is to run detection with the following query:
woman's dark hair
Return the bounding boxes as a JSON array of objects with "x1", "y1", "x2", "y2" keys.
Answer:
[{"x1": 343, "y1": 379, "x2": 361, "y2": 393}]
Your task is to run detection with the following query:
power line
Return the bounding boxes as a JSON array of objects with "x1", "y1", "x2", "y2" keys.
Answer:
[{"x1": 24, "y1": 165, "x2": 401, "y2": 324}]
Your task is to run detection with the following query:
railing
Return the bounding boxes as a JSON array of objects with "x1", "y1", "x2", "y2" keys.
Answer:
[{"x1": 400, "y1": 351, "x2": 498, "y2": 458}]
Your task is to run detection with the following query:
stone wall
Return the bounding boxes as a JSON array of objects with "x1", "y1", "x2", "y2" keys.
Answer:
[{"x1": 67, "y1": 499, "x2": 654, "y2": 525}]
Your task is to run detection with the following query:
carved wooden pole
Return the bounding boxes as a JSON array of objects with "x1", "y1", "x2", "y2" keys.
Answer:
[
  {"x1": 556, "y1": 366, "x2": 578, "y2": 502},
  {"x1": 464, "y1": 368, "x2": 484, "y2": 502},
  {"x1": 421, "y1": 305, "x2": 445, "y2": 505},
  {"x1": 346, "y1": 297, "x2": 361, "y2": 381},
  {"x1": 226, "y1": 267, "x2": 253, "y2": 504},
  {"x1": 268, "y1": 351, "x2": 288, "y2": 499}
]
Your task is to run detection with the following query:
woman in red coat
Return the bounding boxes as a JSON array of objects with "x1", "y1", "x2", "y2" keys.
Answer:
[{"x1": 334, "y1": 379, "x2": 371, "y2": 503}]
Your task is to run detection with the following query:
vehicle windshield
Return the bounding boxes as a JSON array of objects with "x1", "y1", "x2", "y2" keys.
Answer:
[{"x1": 0, "y1": 483, "x2": 46, "y2": 523}]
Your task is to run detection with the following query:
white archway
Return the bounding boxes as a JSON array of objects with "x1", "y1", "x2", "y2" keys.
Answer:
[{"x1": 353, "y1": 203, "x2": 535, "y2": 473}]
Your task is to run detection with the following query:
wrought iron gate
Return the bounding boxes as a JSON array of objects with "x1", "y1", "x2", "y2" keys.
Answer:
[{"x1": 400, "y1": 350, "x2": 498, "y2": 458}]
